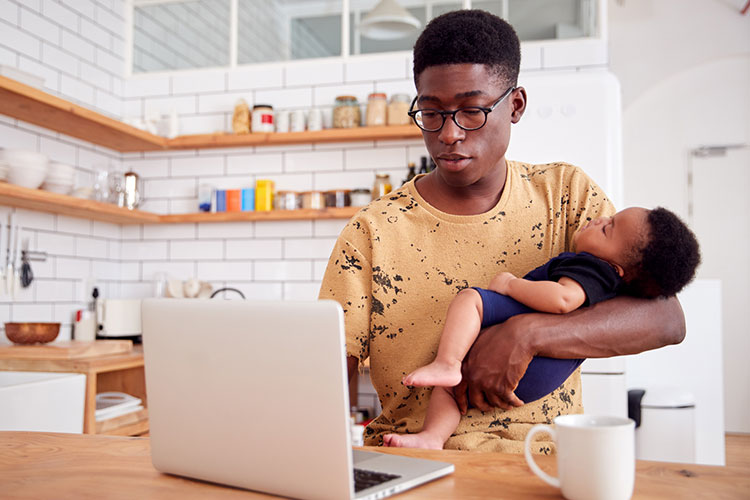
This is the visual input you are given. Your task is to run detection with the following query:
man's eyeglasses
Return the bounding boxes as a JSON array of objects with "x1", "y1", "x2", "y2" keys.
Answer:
[{"x1": 407, "y1": 86, "x2": 516, "y2": 132}]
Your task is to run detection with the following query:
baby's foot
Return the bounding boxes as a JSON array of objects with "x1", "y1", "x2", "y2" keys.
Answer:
[
  {"x1": 402, "y1": 360, "x2": 462, "y2": 387},
  {"x1": 383, "y1": 432, "x2": 444, "y2": 450}
]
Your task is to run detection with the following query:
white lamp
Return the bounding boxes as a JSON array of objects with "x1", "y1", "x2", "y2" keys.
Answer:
[{"x1": 359, "y1": 0, "x2": 421, "y2": 40}]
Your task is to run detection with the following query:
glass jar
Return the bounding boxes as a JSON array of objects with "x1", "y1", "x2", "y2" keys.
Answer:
[
  {"x1": 301, "y1": 191, "x2": 325, "y2": 209},
  {"x1": 365, "y1": 93, "x2": 387, "y2": 127},
  {"x1": 251, "y1": 104, "x2": 274, "y2": 133},
  {"x1": 324, "y1": 189, "x2": 351, "y2": 208},
  {"x1": 255, "y1": 179, "x2": 274, "y2": 211},
  {"x1": 372, "y1": 173, "x2": 392, "y2": 200},
  {"x1": 350, "y1": 188, "x2": 371, "y2": 206},
  {"x1": 333, "y1": 96, "x2": 361, "y2": 128},
  {"x1": 387, "y1": 93, "x2": 411, "y2": 126},
  {"x1": 274, "y1": 190, "x2": 300, "y2": 210}
]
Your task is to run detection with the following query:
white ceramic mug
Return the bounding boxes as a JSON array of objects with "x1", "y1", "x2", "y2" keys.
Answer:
[
  {"x1": 524, "y1": 414, "x2": 635, "y2": 500},
  {"x1": 290, "y1": 109, "x2": 306, "y2": 132}
]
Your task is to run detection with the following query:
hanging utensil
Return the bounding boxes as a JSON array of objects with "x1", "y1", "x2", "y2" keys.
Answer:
[
  {"x1": 20, "y1": 252, "x2": 33, "y2": 288},
  {"x1": 6, "y1": 215, "x2": 15, "y2": 297},
  {"x1": 0, "y1": 221, "x2": 5, "y2": 295}
]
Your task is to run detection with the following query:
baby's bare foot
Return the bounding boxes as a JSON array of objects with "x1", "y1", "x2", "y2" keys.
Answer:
[
  {"x1": 383, "y1": 432, "x2": 444, "y2": 450},
  {"x1": 402, "y1": 360, "x2": 462, "y2": 387}
]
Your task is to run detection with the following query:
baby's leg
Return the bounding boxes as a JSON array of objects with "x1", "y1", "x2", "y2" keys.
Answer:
[
  {"x1": 383, "y1": 387, "x2": 459, "y2": 450},
  {"x1": 403, "y1": 288, "x2": 483, "y2": 387}
]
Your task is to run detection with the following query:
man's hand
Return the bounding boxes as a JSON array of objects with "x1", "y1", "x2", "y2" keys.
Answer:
[
  {"x1": 488, "y1": 272, "x2": 517, "y2": 295},
  {"x1": 453, "y1": 315, "x2": 534, "y2": 413}
]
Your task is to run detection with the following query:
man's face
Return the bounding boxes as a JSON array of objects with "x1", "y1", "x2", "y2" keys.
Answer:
[{"x1": 414, "y1": 64, "x2": 524, "y2": 188}]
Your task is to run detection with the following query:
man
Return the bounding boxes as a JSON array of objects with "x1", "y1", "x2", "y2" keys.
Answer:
[{"x1": 318, "y1": 10, "x2": 684, "y2": 453}]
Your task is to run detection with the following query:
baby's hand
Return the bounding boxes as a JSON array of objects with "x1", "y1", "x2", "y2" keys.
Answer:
[{"x1": 489, "y1": 272, "x2": 517, "y2": 295}]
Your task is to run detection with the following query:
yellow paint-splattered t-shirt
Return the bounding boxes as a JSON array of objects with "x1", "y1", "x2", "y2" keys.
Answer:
[{"x1": 319, "y1": 161, "x2": 615, "y2": 453}]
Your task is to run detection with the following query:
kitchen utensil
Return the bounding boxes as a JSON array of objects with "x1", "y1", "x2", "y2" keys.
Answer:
[
  {"x1": 20, "y1": 253, "x2": 32, "y2": 287},
  {"x1": 124, "y1": 170, "x2": 141, "y2": 210},
  {"x1": 5, "y1": 216, "x2": 16, "y2": 297},
  {"x1": 209, "y1": 287, "x2": 246, "y2": 299},
  {"x1": 4, "y1": 322, "x2": 60, "y2": 344}
]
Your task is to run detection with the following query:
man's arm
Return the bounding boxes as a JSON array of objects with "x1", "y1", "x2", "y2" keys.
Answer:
[{"x1": 453, "y1": 295, "x2": 685, "y2": 413}]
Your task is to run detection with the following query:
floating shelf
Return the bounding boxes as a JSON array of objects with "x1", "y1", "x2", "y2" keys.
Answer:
[
  {"x1": 0, "y1": 76, "x2": 422, "y2": 152},
  {"x1": 0, "y1": 182, "x2": 360, "y2": 224}
]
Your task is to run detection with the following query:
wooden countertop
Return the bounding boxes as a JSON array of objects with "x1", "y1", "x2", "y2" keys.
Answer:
[{"x1": 1, "y1": 432, "x2": 747, "y2": 499}]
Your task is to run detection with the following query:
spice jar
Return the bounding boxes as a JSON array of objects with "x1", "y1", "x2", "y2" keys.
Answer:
[
  {"x1": 333, "y1": 96, "x2": 361, "y2": 128},
  {"x1": 387, "y1": 93, "x2": 411, "y2": 126},
  {"x1": 251, "y1": 104, "x2": 274, "y2": 133},
  {"x1": 372, "y1": 173, "x2": 392, "y2": 200},
  {"x1": 365, "y1": 93, "x2": 387, "y2": 127},
  {"x1": 301, "y1": 191, "x2": 325, "y2": 209},
  {"x1": 274, "y1": 190, "x2": 300, "y2": 210},
  {"x1": 350, "y1": 188, "x2": 371, "y2": 206},
  {"x1": 324, "y1": 189, "x2": 351, "y2": 208},
  {"x1": 255, "y1": 179, "x2": 274, "y2": 211}
]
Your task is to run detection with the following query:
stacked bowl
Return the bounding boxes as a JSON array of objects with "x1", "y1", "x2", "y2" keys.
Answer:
[
  {"x1": 1, "y1": 149, "x2": 49, "y2": 189},
  {"x1": 42, "y1": 162, "x2": 76, "y2": 194}
]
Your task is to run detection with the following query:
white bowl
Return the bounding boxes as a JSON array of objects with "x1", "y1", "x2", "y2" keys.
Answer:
[
  {"x1": 0, "y1": 149, "x2": 48, "y2": 168},
  {"x1": 41, "y1": 182, "x2": 73, "y2": 195},
  {"x1": 7, "y1": 165, "x2": 47, "y2": 189},
  {"x1": 48, "y1": 161, "x2": 75, "y2": 175}
]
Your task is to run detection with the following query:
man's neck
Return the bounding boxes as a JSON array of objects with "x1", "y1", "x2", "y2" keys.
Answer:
[{"x1": 414, "y1": 162, "x2": 508, "y2": 215}]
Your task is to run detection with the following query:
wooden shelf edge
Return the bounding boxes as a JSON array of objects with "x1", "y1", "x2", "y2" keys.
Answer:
[
  {"x1": 164, "y1": 125, "x2": 422, "y2": 150},
  {"x1": 96, "y1": 408, "x2": 148, "y2": 436},
  {"x1": 0, "y1": 182, "x2": 160, "y2": 224},
  {"x1": 157, "y1": 206, "x2": 360, "y2": 223}
]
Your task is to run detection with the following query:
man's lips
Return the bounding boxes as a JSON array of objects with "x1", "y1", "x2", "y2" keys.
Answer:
[{"x1": 437, "y1": 154, "x2": 471, "y2": 161}]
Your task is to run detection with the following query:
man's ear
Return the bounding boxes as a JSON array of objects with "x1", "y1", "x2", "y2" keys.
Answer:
[{"x1": 510, "y1": 87, "x2": 527, "y2": 124}]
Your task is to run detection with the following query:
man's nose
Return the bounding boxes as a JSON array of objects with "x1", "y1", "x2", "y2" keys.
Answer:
[{"x1": 438, "y1": 115, "x2": 465, "y2": 145}]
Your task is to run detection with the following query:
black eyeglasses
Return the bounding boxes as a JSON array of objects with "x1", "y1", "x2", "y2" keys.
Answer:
[{"x1": 407, "y1": 86, "x2": 516, "y2": 132}]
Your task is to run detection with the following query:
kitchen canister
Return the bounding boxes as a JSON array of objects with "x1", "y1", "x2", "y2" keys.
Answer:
[
  {"x1": 290, "y1": 110, "x2": 306, "y2": 132},
  {"x1": 350, "y1": 188, "x2": 371, "y2": 206},
  {"x1": 365, "y1": 93, "x2": 387, "y2": 127},
  {"x1": 275, "y1": 110, "x2": 290, "y2": 133},
  {"x1": 255, "y1": 179, "x2": 274, "y2": 211},
  {"x1": 307, "y1": 108, "x2": 323, "y2": 131},
  {"x1": 251, "y1": 104, "x2": 274, "y2": 133},
  {"x1": 301, "y1": 191, "x2": 325, "y2": 209},
  {"x1": 333, "y1": 96, "x2": 361, "y2": 128},
  {"x1": 372, "y1": 173, "x2": 392, "y2": 200},
  {"x1": 274, "y1": 191, "x2": 300, "y2": 210},
  {"x1": 387, "y1": 93, "x2": 411, "y2": 126}
]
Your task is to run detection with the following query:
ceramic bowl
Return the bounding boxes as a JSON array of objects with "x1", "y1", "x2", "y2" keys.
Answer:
[{"x1": 5, "y1": 322, "x2": 60, "y2": 344}]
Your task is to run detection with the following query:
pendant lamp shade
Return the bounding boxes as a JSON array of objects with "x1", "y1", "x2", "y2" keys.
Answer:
[{"x1": 359, "y1": 0, "x2": 421, "y2": 40}]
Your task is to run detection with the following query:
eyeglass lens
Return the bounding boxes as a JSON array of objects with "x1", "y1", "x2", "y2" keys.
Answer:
[{"x1": 416, "y1": 108, "x2": 486, "y2": 131}]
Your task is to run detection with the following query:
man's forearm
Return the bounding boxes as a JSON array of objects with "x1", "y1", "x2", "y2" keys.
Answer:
[{"x1": 520, "y1": 295, "x2": 686, "y2": 359}]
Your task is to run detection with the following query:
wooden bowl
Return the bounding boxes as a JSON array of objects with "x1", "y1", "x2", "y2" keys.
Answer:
[{"x1": 4, "y1": 322, "x2": 60, "y2": 344}]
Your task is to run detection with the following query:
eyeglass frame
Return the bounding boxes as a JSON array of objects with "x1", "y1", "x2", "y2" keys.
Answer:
[{"x1": 407, "y1": 85, "x2": 517, "y2": 132}]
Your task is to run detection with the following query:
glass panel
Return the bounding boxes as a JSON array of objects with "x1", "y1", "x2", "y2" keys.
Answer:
[
  {"x1": 133, "y1": 0, "x2": 230, "y2": 73},
  {"x1": 473, "y1": 0, "x2": 597, "y2": 41},
  {"x1": 238, "y1": 0, "x2": 343, "y2": 64},
  {"x1": 350, "y1": 1, "x2": 462, "y2": 56}
]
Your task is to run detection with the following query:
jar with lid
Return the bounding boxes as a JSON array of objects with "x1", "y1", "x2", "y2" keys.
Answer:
[
  {"x1": 324, "y1": 189, "x2": 351, "y2": 208},
  {"x1": 251, "y1": 104, "x2": 274, "y2": 133},
  {"x1": 387, "y1": 93, "x2": 411, "y2": 126},
  {"x1": 301, "y1": 191, "x2": 325, "y2": 209},
  {"x1": 372, "y1": 173, "x2": 392, "y2": 200},
  {"x1": 333, "y1": 96, "x2": 361, "y2": 128},
  {"x1": 365, "y1": 93, "x2": 387, "y2": 127},
  {"x1": 274, "y1": 190, "x2": 300, "y2": 210},
  {"x1": 350, "y1": 188, "x2": 371, "y2": 206}
]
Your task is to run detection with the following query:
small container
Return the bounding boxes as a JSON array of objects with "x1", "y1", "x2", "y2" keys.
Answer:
[
  {"x1": 372, "y1": 173, "x2": 392, "y2": 200},
  {"x1": 387, "y1": 93, "x2": 411, "y2": 126},
  {"x1": 274, "y1": 190, "x2": 300, "y2": 210},
  {"x1": 251, "y1": 104, "x2": 274, "y2": 133},
  {"x1": 308, "y1": 108, "x2": 323, "y2": 131},
  {"x1": 255, "y1": 179, "x2": 274, "y2": 211},
  {"x1": 290, "y1": 109, "x2": 306, "y2": 132},
  {"x1": 241, "y1": 188, "x2": 255, "y2": 211},
  {"x1": 365, "y1": 92, "x2": 387, "y2": 127},
  {"x1": 350, "y1": 188, "x2": 371, "y2": 206},
  {"x1": 275, "y1": 110, "x2": 290, "y2": 133},
  {"x1": 333, "y1": 96, "x2": 361, "y2": 128},
  {"x1": 198, "y1": 184, "x2": 213, "y2": 212},
  {"x1": 300, "y1": 190, "x2": 325, "y2": 209},
  {"x1": 324, "y1": 189, "x2": 351, "y2": 208}
]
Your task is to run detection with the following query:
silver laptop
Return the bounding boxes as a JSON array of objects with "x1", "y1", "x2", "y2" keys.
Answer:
[{"x1": 142, "y1": 299, "x2": 454, "y2": 500}]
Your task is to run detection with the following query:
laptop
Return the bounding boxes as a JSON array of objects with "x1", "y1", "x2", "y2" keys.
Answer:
[{"x1": 142, "y1": 299, "x2": 454, "y2": 500}]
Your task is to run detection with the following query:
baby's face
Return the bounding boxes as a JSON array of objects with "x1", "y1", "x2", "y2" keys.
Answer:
[{"x1": 574, "y1": 207, "x2": 650, "y2": 276}]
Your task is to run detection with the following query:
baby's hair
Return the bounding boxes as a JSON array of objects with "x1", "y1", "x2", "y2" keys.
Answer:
[
  {"x1": 622, "y1": 207, "x2": 701, "y2": 298},
  {"x1": 412, "y1": 9, "x2": 520, "y2": 88}
]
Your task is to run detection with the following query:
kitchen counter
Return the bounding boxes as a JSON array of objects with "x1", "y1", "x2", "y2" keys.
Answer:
[{"x1": 1, "y1": 431, "x2": 747, "y2": 498}]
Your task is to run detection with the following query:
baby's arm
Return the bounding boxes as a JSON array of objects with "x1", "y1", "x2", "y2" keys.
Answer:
[{"x1": 488, "y1": 272, "x2": 586, "y2": 314}]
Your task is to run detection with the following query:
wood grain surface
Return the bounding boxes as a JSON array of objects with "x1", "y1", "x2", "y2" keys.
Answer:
[
  {"x1": 0, "y1": 340, "x2": 132, "y2": 360},
  {"x1": 0, "y1": 432, "x2": 747, "y2": 499}
]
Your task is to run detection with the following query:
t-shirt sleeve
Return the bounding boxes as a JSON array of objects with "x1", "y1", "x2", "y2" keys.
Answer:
[
  {"x1": 318, "y1": 222, "x2": 372, "y2": 364},
  {"x1": 548, "y1": 253, "x2": 621, "y2": 306}
]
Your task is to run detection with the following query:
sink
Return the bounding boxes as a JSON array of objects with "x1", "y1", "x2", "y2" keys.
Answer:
[{"x1": 0, "y1": 371, "x2": 86, "y2": 433}]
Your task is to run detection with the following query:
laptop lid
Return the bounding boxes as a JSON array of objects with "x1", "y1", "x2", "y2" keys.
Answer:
[{"x1": 142, "y1": 299, "x2": 453, "y2": 500}]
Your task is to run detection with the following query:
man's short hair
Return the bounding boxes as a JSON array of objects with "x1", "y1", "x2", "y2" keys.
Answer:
[{"x1": 413, "y1": 9, "x2": 521, "y2": 88}]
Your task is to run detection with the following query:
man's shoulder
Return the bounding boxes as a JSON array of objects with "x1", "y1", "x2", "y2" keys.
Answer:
[{"x1": 509, "y1": 160, "x2": 587, "y2": 182}]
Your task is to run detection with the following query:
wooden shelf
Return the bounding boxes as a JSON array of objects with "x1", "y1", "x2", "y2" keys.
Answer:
[
  {"x1": 0, "y1": 76, "x2": 422, "y2": 152},
  {"x1": 0, "y1": 182, "x2": 160, "y2": 224},
  {"x1": 0, "y1": 76, "x2": 165, "y2": 153},
  {"x1": 0, "y1": 181, "x2": 360, "y2": 224},
  {"x1": 96, "y1": 408, "x2": 149, "y2": 436}
]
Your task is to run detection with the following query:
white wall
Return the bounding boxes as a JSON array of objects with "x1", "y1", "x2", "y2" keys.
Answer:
[{"x1": 608, "y1": 0, "x2": 750, "y2": 434}]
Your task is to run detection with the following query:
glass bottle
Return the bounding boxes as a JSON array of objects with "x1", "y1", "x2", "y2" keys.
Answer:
[
  {"x1": 418, "y1": 156, "x2": 428, "y2": 175},
  {"x1": 403, "y1": 162, "x2": 416, "y2": 185},
  {"x1": 372, "y1": 173, "x2": 392, "y2": 200}
]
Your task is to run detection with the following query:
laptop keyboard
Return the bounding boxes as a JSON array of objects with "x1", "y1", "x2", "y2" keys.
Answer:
[{"x1": 353, "y1": 468, "x2": 401, "y2": 492}]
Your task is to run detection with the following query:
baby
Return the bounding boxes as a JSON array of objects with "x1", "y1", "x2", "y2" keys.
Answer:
[{"x1": 383, "y1": 206, "x2": 701, "y2": 449}]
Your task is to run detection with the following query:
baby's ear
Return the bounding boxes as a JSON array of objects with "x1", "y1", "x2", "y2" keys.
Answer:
[{"x1": 613, "y1": 262, "x2": 625, "y2": 278}]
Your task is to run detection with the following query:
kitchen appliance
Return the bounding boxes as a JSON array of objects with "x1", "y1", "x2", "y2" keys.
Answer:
[{"x1": 96, "y1": 299, "x2": 142, "y2": 341}]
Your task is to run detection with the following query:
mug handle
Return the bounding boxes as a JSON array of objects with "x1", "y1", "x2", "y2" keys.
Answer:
[{"x1": 524, "y1": 424, "x2": 560, "y2": 488}]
